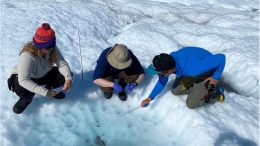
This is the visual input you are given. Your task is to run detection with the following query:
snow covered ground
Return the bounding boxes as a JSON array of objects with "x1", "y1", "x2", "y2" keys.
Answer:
[{"x1": 1, "y1": 0, "x2": 259, "y2": 146}]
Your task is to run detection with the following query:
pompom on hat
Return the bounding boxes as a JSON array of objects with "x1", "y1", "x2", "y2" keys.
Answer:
[{"x1": 33, "y1": 23, "x2": 56, "y2": 49}]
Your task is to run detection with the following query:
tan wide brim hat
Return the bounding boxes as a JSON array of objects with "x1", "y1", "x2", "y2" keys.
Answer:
[{"x1": 107, "y1": 44, "x2": 132, "y2": 69}]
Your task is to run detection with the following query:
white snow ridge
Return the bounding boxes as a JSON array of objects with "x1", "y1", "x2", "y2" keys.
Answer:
[{"x1": 1, "y1": 0, "x2": 259, "y2": 146}]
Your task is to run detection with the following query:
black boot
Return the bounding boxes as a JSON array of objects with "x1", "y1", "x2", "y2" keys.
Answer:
[
  {"x1": 13, "y1": 98, "x2": 32, "y2": 114},
  {"x1": 118, "y1": 91, "x2": 127, "y2": 101},
  {"x1": 204, "y1": 83, "x2": 225, "y2": 104},
  {"x1": 53, "y1": 92, "x2": 65, "y2": 99},
  {"x1": 104, "y1": 91, "x2": 113, "y2": 99},
  {"x1": 117, "y1": 79, "x2": 127, "y2": 101}
]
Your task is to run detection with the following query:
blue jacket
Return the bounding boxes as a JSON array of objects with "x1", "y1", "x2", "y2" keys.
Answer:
[
  {"x1": 93, "y1": 47, "x2": 144, "y2": 80},
  {"x1": 149, "y1": 47, "x2": 225, "y2": 99}
]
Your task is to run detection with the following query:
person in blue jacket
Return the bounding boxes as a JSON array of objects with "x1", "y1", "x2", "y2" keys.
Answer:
[
  {"x1": 140, "y1": 47, "x2": 225, "y2": 109},
  {"x1": 93, "y1": 44, "x2": 144, "y2": 101}
]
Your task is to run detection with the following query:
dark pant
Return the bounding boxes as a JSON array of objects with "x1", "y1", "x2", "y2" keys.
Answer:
[
  {"x1": 100, "y1": 71, "x2": 138, "y2": 93},
  {"x1": 171, "y1": 73, "x2": 212, "y2": 109},
  {"x1": 8, "y1": 67, "x2": 65, "y2": 114}
]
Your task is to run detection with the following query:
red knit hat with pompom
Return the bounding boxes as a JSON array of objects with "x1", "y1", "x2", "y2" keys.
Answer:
[{"x1": 33, "y1": 23, "x2": 56, "y2": 48}]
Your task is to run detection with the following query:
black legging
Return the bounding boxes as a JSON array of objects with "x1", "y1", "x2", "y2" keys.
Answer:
[{"x1": 11, "y1": 67, "x2": 65, "y2": 110}]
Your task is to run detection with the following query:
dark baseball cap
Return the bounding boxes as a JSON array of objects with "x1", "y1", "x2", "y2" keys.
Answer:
[{"x1": 147, "y1": 53, "x2": 175, "y2": 75}]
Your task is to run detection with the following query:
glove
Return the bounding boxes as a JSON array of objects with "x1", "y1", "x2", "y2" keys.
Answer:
[
  {"x1": 7, "y1": 74, "x2": 17, "y2": 92},
  {"x1": 113, "y1": 82, "x2": 123, "y2": 93},
  {"x1": 125, "y1": 82, "x2": 138, "y2": 92}
]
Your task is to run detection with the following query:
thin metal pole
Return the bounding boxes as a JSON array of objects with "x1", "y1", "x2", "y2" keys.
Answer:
[
  {"x1": 77, "y1": 28, "x2": 84, "y2": 80},
  {"x1": 118, "y1": 106, "x2": 140, "y2": 118}
]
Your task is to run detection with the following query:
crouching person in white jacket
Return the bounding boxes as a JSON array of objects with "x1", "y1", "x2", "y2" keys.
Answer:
[{"x1": 7, "y1": 23, "x2": 73, "y2": 114}]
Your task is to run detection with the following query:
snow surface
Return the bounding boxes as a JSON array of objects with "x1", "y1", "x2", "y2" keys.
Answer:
[{"x1": 1, "y1": 0, "x2": 259, "y2": 146}]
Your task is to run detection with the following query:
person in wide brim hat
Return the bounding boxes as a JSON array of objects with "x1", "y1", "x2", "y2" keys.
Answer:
[
  {"x1": 106, "y1": 44, "x2": 132, "y2": 69},
  {"x1": 141, "y1": 47, "x2": 226, "y2": 109},
  {"x1": 93, "y1": 44, "x2": 144, "y2": 101}
]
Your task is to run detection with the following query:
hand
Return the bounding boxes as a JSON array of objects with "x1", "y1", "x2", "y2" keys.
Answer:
[
  {"x1": 141, "y1": 98, "x2": 152, "y2": 107},
  {"x1": 113, "y1": 82, "x2": 123, "y2": 93},
  {"x1": 204, "y1": 77, "x2": 218, "y2": 86},
  {"x1": 62, "y1": 80, "x2": 72, "y2": 91},
  {"x1": 125, "y1": 82, "x2": 138, "y2": 92},
  {"x1": 46, "y1": 89, "x2": 58, "y2": 97}
]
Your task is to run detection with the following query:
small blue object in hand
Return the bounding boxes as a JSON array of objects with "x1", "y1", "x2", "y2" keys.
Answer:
[
  {"x1": 53, "y1": 87, "x2": 62, "y2": 93},
  {"x1": 113, "y1": 82, "x2": 123, "y2": 93},
  {"x1": 144, "y1": 103, "x2": 149, "y2": 107},
  {"x1": 125, "y1": 82, "x2": 138, "y2": 92}
]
